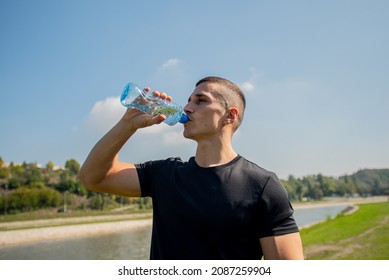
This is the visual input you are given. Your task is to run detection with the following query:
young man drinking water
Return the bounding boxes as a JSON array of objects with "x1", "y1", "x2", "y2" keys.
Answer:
[{"x1": 79, "y1": 76, "x2": 304, "y2": 260}]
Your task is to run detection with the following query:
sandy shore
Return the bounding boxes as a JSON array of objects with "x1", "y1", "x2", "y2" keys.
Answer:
[
  {"x1": 1, "y1": 196, "x2": 387, "y2": 248},
  {"x1": 0, "y1": 217, "x2": 152, "y2": 248},
  {"x1": 292, "y1": 196, "x2": 388, "y2": 209}
]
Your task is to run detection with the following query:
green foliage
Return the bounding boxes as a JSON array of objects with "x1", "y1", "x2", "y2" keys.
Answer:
[
  {"x1": 0, "y1": 158, "x2": 88, "y2": 214},
  {"x1": 351, "y1": 169, "x2": 389, "y2": 195},
  {"x1": 87, "y1": 193, "x2": 119, "y2": 210},
  {"x1": 0, "y1": 186, "x2": 61, "y2": 213},
  {"x1": 65, "y1": 159, "x2": 80, "y2": 176},
  {"x1": 56, "y1": 170, "x2": 86, "y2": 195},
  {"x1": 137, "y1": 197, "x2": 153, "y2": 210},
  {"x1": 281, "y1": 169, "x2": 389, "y2": 201},
  {"x1": 46, "y1": 161, "x2": 55, "y2": 171}
]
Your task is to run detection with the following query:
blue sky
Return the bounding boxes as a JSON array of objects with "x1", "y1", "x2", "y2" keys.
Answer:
[{"x1": 1, "y1": 0, "x2": 388, "y2": 179}]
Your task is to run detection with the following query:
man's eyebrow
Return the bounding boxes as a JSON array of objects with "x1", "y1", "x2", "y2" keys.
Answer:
[{"x1": 187, "y1": 93, "x2": 209, "y2": 102}]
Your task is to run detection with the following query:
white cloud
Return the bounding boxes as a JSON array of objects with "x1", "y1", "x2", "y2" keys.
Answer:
[
  {"x1": 86, "y1": 96, "x2": 125, "y2": 132},
  {"x1": 241, "y1": 81, "x2": 255, "y2": 92},
  {"x1": 160, "y1": 58, "x2": 181, "y2": 70},
  {"x1": 85, "y1": 96, "x2": 186, "y2": 143}
]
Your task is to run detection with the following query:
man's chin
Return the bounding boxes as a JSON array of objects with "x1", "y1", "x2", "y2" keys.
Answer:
[
  {"x1": 183, "y1": 130, "x2": 195, "y2": 140},
  {"x1": 183, "y1": 132, "x2": 191, "y2": 139}
]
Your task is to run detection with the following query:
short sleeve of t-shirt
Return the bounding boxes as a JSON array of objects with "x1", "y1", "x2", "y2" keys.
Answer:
[
  {"x1": 135, "y1": 160, "x2": 154, "y2": 197},
  {"x1": 256, "y1": 173, "x2": 298, "y2": 237},
  {"x1": 135, "y1": 158, "x2": 180, "y2": 197}
]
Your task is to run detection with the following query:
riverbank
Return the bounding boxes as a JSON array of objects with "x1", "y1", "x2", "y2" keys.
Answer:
[
  {"x1": 0, "y1": 196, "x2": 387, "y2": 248},
  {"x1": 300, "y1": 201, "x2": 389, "y2": 259},
  {"x1": 292, "y1": 196, "x2": 387, "y2": 209},
  {"x1": 0, "y1": 213, "x2": 152, "y2": 247}
]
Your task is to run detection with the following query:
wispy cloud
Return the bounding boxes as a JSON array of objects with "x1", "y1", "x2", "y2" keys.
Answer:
[
  {"x1": 160, "y1": 58, "x2": 181, "y2": 70},
  {"x1": 240, "y1": 67, "x2": 262, "y2": 93},
  {"x1": 241, "y1": 81, "x2": 255, "y2": 92}
]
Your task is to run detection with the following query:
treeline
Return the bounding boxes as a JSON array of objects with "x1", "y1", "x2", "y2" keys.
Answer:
[
  {"x1": 282, "y1": 169, "x2": 389, "y2": 201},
  {"x1": 0, "y1": 156, "x2": 388, "y2": 214},
  {"x1": 0, "y1": 157, "x2": 150, "y2": 214}
]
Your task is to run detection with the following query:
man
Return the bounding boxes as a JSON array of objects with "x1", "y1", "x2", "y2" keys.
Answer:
[{"x1": 79, "y1": 76, "x2": 304, "y2": 260}]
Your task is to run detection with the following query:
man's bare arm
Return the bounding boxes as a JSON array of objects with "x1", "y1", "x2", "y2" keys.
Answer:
[
  {"x1": 260, "y1": 232, "x2": 304, "y2": 260},
  {"x1": 78, "y1": 91, "x2": 170, "y2": 197},
  {"x1": 78, "y1": 115, "x2": 142, "y2": 197}
]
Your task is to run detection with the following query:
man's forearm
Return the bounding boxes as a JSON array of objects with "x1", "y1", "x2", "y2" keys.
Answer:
[{"x1": 78, "y1": 119, "x2": 137, "y2": 189}]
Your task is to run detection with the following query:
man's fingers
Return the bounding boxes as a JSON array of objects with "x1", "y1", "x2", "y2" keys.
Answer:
[{"x1": 152, "y1": 91, "x2": 173, "y2": 101}]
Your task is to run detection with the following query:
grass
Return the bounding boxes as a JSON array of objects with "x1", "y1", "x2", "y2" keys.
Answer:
[{"x1": 300, "y1": 201, "x2": 389, "y2": 259}]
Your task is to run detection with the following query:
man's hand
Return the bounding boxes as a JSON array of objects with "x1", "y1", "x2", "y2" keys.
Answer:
[{"x1": 122, "y1": 87, "x2": 173, "y2": 130}]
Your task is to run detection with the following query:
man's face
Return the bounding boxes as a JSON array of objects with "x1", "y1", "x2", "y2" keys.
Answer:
[{"x1": 183, "y1": 82, "x2": 228, "y2": 141}]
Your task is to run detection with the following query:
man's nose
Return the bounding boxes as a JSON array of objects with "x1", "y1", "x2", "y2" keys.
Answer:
[{"x1": 184, "y1": 104, "x2": 193, "y2": 115}]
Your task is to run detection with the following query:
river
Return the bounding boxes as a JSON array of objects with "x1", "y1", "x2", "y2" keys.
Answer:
[{"x1": 0, "y1": 204, "x2": 348, "y2": 260}]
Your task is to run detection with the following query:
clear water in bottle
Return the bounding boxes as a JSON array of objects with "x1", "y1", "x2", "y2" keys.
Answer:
[{"x1": 120, "y1": 83, "x2": 188, "y2": 126}]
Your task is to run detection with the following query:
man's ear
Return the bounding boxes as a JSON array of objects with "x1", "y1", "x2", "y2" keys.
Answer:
[{"x1": 224, "y1": 108, "x2": 239, "y2": 124}]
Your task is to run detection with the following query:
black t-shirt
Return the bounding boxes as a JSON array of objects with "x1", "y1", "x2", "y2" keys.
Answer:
[{"x1": 135, "y1": 155, "x2": 298, "y2": 260}]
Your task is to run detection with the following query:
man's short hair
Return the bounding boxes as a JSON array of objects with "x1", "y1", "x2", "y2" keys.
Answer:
[{"x1": 196, "y1": 76, "x2": 246, "y2": 131}]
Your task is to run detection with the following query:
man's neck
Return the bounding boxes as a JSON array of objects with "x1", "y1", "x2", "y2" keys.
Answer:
[{"x1": 194, "y1": 139, "x2": 238, "y2": 168}]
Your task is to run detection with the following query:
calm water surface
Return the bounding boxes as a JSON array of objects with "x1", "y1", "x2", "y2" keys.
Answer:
[
  {"x1": 293, "y1": 204, "x2": 348, "y2": 228},
  {"x1": 0, "y1": 205, "x2": 348, "y2": 260}
]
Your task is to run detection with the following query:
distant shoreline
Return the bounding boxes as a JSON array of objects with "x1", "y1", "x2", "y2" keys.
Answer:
[
  {"x1": 292, "y1": 196, "x2": 387, "y2": 209},
  {"x1": 0, "y1": 196, "x2": 387, "y2": 248}
]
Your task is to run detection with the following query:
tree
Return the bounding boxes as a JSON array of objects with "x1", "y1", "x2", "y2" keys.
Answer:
[
  {"x1": 0, "y1": 158, "x2": 9, "y2": 181},
  {"x1": 65, "y1": 159, "x2": 80, "y2": 176},
  {"x1": 46, "y1": 161, "x2": 55, "y2": 171},
  {"x1": 56, "y1": 170, "x2": 86, "y2": 195},
  {"x1": 24, "y1": 163, "x2": 44, "y2": 186},
  {"x1": 1, "y1": 186, "x2": 61, "y2": 213}
]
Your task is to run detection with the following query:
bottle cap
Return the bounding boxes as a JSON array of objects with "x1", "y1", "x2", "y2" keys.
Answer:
[{"x1": 179, "y1": 114, "x2": 189, "y2": 124}]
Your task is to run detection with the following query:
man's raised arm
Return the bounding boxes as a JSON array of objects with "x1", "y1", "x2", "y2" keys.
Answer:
[{"x1": 78, "y1": 92, "x2": 169, "y2": 197}]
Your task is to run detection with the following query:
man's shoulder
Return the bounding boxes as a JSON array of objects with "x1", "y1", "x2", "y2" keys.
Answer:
[
  {"x1": 237, "y1": 156, "x2": 276, "y2": 177},
  {"x1": 135, "y1": 157, "x2": 188, "y2": 169},
  {"x1": 234, "y1": 156, "x2": 284, "y2": 190}
]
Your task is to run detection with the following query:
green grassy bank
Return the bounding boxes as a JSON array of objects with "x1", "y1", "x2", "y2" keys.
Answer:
[{"x1": 300, "y1": 201, "x2": 389, "y2": 259}]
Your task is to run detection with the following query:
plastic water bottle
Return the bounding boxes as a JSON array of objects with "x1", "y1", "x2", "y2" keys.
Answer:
[{"x1": 120, "y1": 82, "x2": 189, "y2": 126}]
